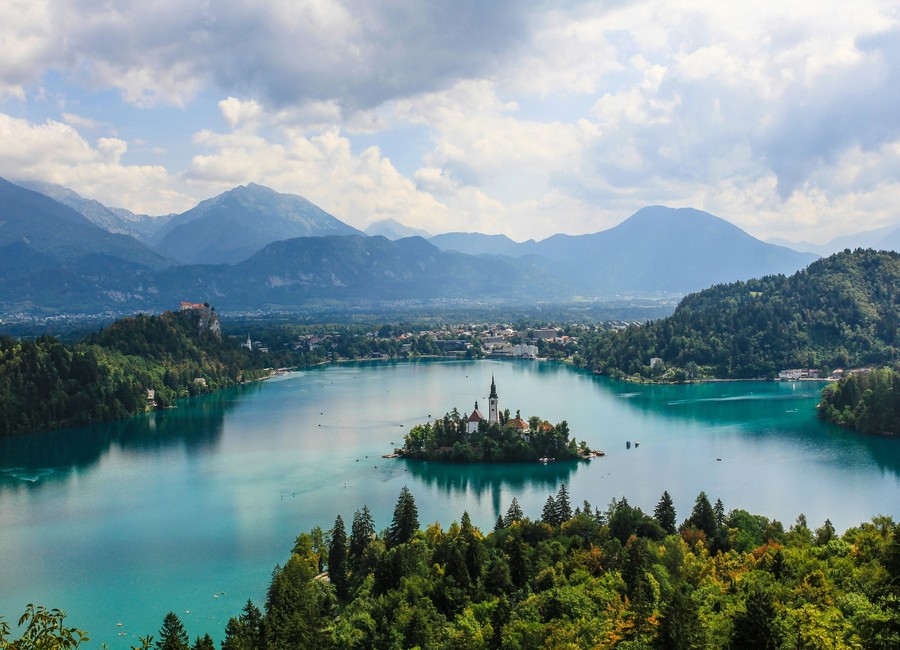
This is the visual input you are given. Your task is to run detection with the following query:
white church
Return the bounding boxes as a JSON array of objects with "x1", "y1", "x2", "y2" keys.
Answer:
[{"x1": 466, "y1": 376, "x2": 500, "y2": 434}]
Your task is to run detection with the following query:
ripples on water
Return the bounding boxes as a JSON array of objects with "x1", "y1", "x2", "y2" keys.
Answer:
[{"x1": 0, "y1": 359, "x2": 898, "y2": 648}]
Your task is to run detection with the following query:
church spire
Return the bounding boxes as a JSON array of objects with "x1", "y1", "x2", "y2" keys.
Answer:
[{"x1": 488, "y1": 375, "x2": 499, "y2": 425}]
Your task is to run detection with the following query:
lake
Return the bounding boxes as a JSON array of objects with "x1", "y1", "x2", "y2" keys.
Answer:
[{"x1": 1, "y1": 358, "x2": 898, "y2": 647}]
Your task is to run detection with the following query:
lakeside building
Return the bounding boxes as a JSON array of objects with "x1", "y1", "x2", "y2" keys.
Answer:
[
  {"x1": 487, "y1": 343, "x2": 538, "y2": 358},
  {"x1": 777, "y1": 368, "x2": 821, "y2": 380}
]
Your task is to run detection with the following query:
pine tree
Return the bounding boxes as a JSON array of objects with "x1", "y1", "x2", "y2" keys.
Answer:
[
  {"x1": 555, "y1": 483, "x2": 572, "y2": 523},
  {"x1": 655, "y1": 584, "x2": 702, "y2": 649},
  {"x1": 688, "y1": 491, "x2": 717, "y2": 537},
  {"x1": 349, "y1": 505, "x2": 375, "y2": 560},
  {"x1": 654, "y1": 491, "x2": 677, "y2": 534},
  {"x1": 729, "y1": 584, "x2": 782, "y2": 649},
  {"x1": 191, "y1": 634, "x2": 215, "y2": 650},
  {"x1": 329, "y1": 514, "x2": 349, "y2": 598},
  {"x1": 156, "y1": 612, "x2": 189, "y2": 650},
  {"x1": 714, "y1": 498, "x2": 726, "y2": 528},
  {"x1": 541, "y1": 494, "x2": 559, "y2": 527},
  {"x1": 504, "y1": 497, "x2": 523, "y2": 526},
  {"x1": 222, "y1": 600, "x2": 263, "y2": 650},
  {"x1": 387, "y1": 486, "x2": 419, "y2": 547},
  {"x1": 623, "y1": 537, "x2": 656, "y2": 631}
]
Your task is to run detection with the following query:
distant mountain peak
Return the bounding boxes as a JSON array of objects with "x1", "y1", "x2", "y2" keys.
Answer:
[
  {"x1": 152, "y1": 184, "x2": 363, "y2": 265},
  {"x1": 366, "y1": 218, "x2": 432, "y2": 240},
  {"x1": 0, "y1": 177, "x2": 171, "y2": 273}
]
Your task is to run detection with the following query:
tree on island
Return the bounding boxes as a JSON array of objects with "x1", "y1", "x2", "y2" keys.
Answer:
[{"x1": 402, "y1": 412, "x2": 583, "y2": 463}]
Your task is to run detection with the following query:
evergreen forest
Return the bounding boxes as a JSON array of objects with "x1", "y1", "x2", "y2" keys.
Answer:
[
  {"x1": 575, "y1": 249, "x2": 899, "y2": 380},
  {"x1": 0, "y1": 307, "x2": 276, "y2": 437},
  {"x1": 2, "y1": 486, "x2": 898, "y2": 649},
  {"x1": 819, "y1": 367, "x2": 900, "y2": 435}
]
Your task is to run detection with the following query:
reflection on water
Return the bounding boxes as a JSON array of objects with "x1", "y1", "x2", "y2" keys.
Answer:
[
  {"x1": 599, "y1": 377, "x2": 900, "y2": 478},
  {"x1": 0, "y1": 359, "x2": 898, "y2": 649},
  {"x1": 404, "y1": 458, "x2": 583, "y2": 521},
  {"x1": 0, "y1": 381, "x2": 261, "y2": 486},
  {"x1": 404, "y1": 457, "x2": 579, "y2": 493}
]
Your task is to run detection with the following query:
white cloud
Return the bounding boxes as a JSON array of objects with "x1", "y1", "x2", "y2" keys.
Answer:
[
  {"x1": 0, "y1": 113, "x2": 193, "y2": 214},
  {"x1": 62, "y1": 112, "x2": 98, "y2": 129},
  {"x1": 184, "y1": 117, "x2": 450, "y2": 232},
  {"x1": 0, "y1": 0, "x2": 55, "y2": 100},
  {"x1": 219, "y1": 97, "x2": 263, "y2": 130},
  {"x1": 1, "y1": 0, "x2": 898, "y2": 244},
  {"x1": 0, "y1": 0, "x2": 542, "y2": 109}
]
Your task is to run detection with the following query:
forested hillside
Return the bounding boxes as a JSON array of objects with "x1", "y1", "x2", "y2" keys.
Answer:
[
  {"x1": 576, "y1": 249, "x2": 899, "y2": 379},
  {"x1": 5, "y1": 487, "x2": 898, "y2": 648},
  {"x1": 0, "y1": 307, "x2": 271, "y2": 436},
  {"x1": 819, "y1": 366, "x2": 900, "y2": 435}
]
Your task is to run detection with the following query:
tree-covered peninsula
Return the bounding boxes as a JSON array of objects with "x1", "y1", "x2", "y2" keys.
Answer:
[
  {"x1": 819, "y1": 366, "x2": 900, "y2": 435},
  {"x1": 575, "y1": 249, "x2": 899, "y2": 381},
  {"x1": 4, "y1": 486, "x2": 899, "y2": 648},
  {"x1": 0, "y1": 304, "x2": 275, "y2": 437}
]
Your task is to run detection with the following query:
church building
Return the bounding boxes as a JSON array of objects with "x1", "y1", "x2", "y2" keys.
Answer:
[{"x1": 466, "y1": 376, "x2": 500, "y2": 433}]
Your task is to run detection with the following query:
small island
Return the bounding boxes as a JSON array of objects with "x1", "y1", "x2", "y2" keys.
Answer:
[{"x1": 399, "y1": 376, "x2": 593, "y2": 462}]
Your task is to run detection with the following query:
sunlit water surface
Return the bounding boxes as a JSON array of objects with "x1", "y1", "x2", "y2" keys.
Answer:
[{"x1": 1, "y1": 359, "x2": 898, "y2": 646}]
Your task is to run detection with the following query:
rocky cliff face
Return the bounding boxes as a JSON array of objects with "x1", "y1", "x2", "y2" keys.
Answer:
[{"x1": 180, "y1": 303, "x2": 222, "y2": 341}]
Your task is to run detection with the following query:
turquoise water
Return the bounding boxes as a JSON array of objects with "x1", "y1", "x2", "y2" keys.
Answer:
[{"x1": 1, "y1": 359, "x2": 898, "y2": 646}]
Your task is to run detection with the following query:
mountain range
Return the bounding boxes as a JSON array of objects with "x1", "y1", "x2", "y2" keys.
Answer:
[
  {"x1": 1, "y1": 177, "x2": 822, "y2": 314},
  {"x1": 15, "y1": 179, "x2": 172, "y2": 242},
  {"x1": 430, "y1": 207, "x2": 817, "y2": 294},
  {"x1": 767, "y1": 224, "x2": 900, "y2": 256}
]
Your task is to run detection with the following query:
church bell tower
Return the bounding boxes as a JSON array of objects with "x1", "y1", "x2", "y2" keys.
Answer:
[{"x1": 488, "y1": 375, "x2": 499, "y2": 425}]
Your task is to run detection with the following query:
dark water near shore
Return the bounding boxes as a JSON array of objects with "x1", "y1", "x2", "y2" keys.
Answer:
[{"x1": 1, "y1": 359, "x2": 898, "y2": 646}]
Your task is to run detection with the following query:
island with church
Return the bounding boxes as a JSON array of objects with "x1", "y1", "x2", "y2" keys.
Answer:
[{"x1": 398, "y1": 376, "x2": 596, "y2": 462}]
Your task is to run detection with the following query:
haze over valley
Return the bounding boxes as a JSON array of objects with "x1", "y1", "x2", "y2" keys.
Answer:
[
  {"x1": 0, "y1": 177, "x2": 839, "y2": 317},
  {"x1": 1, "y1": 2, "x2": 899, "y2": 647}
]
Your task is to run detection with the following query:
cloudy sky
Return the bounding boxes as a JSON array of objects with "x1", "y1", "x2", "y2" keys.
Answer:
[{"x1": 1, "y1": 0, "x2": 898, "y2": 242}]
